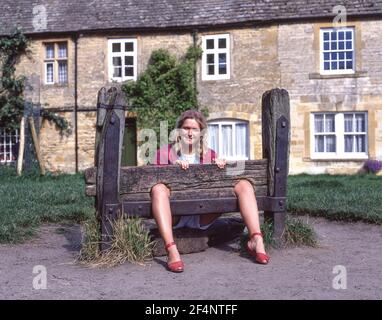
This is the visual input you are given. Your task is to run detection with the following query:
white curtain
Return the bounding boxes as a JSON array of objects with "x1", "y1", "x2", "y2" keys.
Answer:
[
  {"x1": 315, "y1": 136, "x2": 324, "y2": 152},
  {"x1": 222, "y1": 125, "x2": 233, "y2": 157},
  {"x1": 325, "y1": 114, "x2": 335, "y2": 132},
  {"x1": 344, "y1": 114, "x2": 353, "y2": 132},
  {"x1": 208, "y1": 124, "x2": 219, "y2": 153},
  {"x1": 236, "y1": 123, "x2": 248, "y2": 157},
  {"x1": 314, "y1": 115, "x2": 324, "y2": 133},
  {"x1": 355, "y1": 114, "x2": 365, "y2": 132},
  {"x1": 344, "y1": 135, "x2": 353, "y2": 152},
  {"x1": 355, "y1": 135, "x2": 365, "y2": 152},
  {"x1": 326, "y1": 135, "x2": 336, "y2": 152}
]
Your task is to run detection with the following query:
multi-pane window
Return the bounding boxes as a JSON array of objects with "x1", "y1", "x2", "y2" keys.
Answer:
[
  {"x1": 44, "y1": 42, "x2": 68, "y2": 84},
  {"x1": 313, "y1": 114, "x2": 336, "y2": 153},
  {"x1": 108, "y1": 39, "x2": 137, "y2": 82},
  {"x1": 311, "y1": 112, "x2": 367, "y2": 159},
  {"x1": 344, "y1": 113, "x2": 367, "y2": 153},
  {"x1": 208, "y1": 120, "x2": 248, "y2": 160},
  {"x1": 320, "y1": 27, "x2": 355, "y2": 74},
  {"x1": 0, "y1": 128, "x2": 19, "y2": 163},
  {"x1": 202, "y1": 34, "x2": 230, "y2": 80}
]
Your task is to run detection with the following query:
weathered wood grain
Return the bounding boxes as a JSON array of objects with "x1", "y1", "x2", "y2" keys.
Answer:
[
  {"x1": 85, "y1": 159, "x2": 268, "y2": 192},
  {"x1": 262, "y1": 88, "x2": 290, "y2": 196},
  {"x1": 262, "y1": 88, "x2": 290, "y2": 241},
  {"x1": 122, "y1": 195, "x2": 285, "y2": 217}
]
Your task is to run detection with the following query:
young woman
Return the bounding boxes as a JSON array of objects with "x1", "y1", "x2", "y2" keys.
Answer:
[{"x1": 151, "y1": 109, "x2": 269, "y2": 272}]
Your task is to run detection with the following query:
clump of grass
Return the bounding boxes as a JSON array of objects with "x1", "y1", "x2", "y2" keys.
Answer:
[
  {"x1": 77, "y1": 217, "x2": 101, "y2": 263},
  {"x1": 77, "y1": 214, "x2": 155, "y2": 268},
  {"x1": 282, "y1": 217, "x2": 317, "y2": 247},
  {"x1": 240, "y1": 216, "x2": 317, "y2": 253}
]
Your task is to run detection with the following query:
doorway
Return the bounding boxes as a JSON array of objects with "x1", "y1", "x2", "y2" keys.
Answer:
[{"x1": 121, "y1": 118, "x2": 137, "y2": 166}]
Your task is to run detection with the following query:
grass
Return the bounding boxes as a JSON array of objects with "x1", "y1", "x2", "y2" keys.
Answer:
[
  {"x1": 287, "y1": 173, "x2": 382, "y2": 224},
  {"x1": 77, "y1": 215, "x2": 155, "y2": 268},
  {"x1": 0, "y1": 165, "x2": 94, "y2": 243}
]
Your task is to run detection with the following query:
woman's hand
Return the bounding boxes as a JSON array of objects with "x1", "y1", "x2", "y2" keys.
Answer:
[
  {"x1": 214, "y1": 158, "x2": 226, "y2": 169},
  {"x1": 175, "y1": 160, "x2": 189, "y2": 170}
]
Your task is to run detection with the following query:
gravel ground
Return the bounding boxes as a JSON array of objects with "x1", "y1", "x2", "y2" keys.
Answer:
[{"x1": 0, "y1": 216, "x2": 381, "y2": 300}]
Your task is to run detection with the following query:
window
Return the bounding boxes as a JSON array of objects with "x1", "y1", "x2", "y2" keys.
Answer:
[
  {"x1": 44, "y1": 42, "x2": 68, "y2": 84},
  {"x1": 108, "y1": 39, "x2": 137, "y2": 82},
  {"x1": 208, "y1": 120, "x2": 249, "y2": 160},
  {"x1": 320, "y1": 27, "x2": 355, "y2": 74},
  {"x1": 202, "y1": 34, "x2": 230, "y2": 80},
  {"x1": 311, "y1": 112, "x2": 367, "y2": 159},
  {"x1": 0, "y1": 128, "x2": 19, "y2": 163}
]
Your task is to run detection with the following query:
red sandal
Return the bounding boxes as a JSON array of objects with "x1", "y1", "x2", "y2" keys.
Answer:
[
  {"x1": 246, "y1": 232, "x2": 270, "y2": 264},
  {"x1": 165, "y1": 242, "x2": 184, "y2": 273}
]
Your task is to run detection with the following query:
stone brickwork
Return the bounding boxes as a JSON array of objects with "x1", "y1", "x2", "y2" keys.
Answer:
[{"x1": 39, "y1": 112, "x2": 76, "y2": 173}]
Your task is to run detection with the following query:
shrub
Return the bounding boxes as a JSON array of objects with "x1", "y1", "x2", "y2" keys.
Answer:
[{"x1": 122, "y1": 46, "x2": 207, "y2": 150}]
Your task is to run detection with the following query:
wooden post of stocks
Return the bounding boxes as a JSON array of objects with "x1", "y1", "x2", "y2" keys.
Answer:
[
  {"x1": 95, "y1": 87, "x2": 125, "y2": 251},
  {"x1": 262, "y1": 88, "x2": 290, "y2": 243},
  {"x1": 17, "y1": 117, "x2": 25, "y2": 175},
  {"x1": 29, "y1": 116, "x2": 45, "y2": 175}
]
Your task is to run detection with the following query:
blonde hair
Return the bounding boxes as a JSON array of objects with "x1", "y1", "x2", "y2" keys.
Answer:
[{"x1": 173, "y1": 109, "x2": 209, "y2": 159}]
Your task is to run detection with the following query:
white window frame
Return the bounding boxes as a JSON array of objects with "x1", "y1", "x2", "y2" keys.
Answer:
[
  {"x1": 202, "y1": 34, "x2": 230, "y2": 81},
  {"x1": 108, "y1": 39, "x2": 137, "y2": 82},
  {"x1": 43, "y1": 42, "x2": 68, "y2": 85},
  {"x1": 320, "y1": 27, "x2": 355, "y2": 75},
  {"x1": 0, "y1": 128, "x2": 19, "y2": 163},
  {"x1": 207, "y1": 119, "x2": 249, "y2": 161},
  {"x1": 44, "y1": 62, "x2": 54, "y2": 84},
  {"x1": 310, "y1": 112, "x2": 368, "y2": 160}
]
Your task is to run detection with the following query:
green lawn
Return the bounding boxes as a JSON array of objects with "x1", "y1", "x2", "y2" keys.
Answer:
[
  {"x1": 0, "y1": 166, "x2": 94, "y2": 243},
  {"x1": 287, "y1": 173, "x2": 382, "y2": 224}
]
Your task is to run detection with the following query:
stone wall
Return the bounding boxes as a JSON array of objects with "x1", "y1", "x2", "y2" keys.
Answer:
[
  {"x1": 279, "y1": 19, "x2": 382, "y2": 174},
  {"x1": 197, "y1": 26, "x2": 279, "y2": 160}
]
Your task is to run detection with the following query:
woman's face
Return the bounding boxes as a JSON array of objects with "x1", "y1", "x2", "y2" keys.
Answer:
[{"x1": 180, "y1": 118, "x2": 201, "y2": 148}]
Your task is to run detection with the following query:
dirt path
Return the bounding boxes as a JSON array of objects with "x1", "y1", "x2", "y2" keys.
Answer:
[{"x1": 0, "y1": 216, "x2": 381, "y2": 300}]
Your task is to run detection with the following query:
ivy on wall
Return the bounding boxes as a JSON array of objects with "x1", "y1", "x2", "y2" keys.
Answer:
[
  {"x1": 122, "y1": 45, "x2": 208, "y2": 146},
  {"x1": 0, "y1": 28, "x2": 70, "y2": 134},
  {"x1": 0, "y1": 29, "x2": 28, "y2": 131}
]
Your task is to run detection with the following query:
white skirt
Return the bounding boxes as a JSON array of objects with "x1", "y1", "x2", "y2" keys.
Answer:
[{"x1": 173, "y1": 215, "x2": 215, "y2": 230}]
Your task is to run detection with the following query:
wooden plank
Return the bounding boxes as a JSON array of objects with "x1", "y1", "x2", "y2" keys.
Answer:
[
  {"x1": 100, "y1": 90, "x2": 126, "y2": 251},
  {"x1": 85, "y1": 185, "x2": 96, "y2": 197},
  {"x1": 123, "y1": 196, "x2": 286, "y2": 218},
  {"x1": 86, "y1": 182, "x2": 268, "y2": 199},
  {"x1": 261, "y1": 88, "x2": 290, "y2": 241},
  {"x1": 84, "y1": 166, "x2": 96, "y2": 185},
  {"x1": 84, "y1": 160, "x2": 268, "y2": 187},
  {"x1": 121, "y1": 185, "x2": 268, "y2": 201},
  {"x1": 120, "y1": 160, "x2": 268, "y2": 194},
  {"x1": 262, "y1": 88, "x2": 290, "y2": 196},
  {"x1": 95, "y1": 88, "x2": 119, "y2": 217}
]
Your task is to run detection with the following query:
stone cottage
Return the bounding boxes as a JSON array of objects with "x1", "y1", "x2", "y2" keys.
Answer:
[{"x1": 1, "y1": 0, "x2": 382, "y2": 174}]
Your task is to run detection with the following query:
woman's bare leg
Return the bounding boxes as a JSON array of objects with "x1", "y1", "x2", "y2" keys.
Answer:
[
  {"x1": 151, "y1": 183, "x2": 181, "y2": 264},
  {"x1": 234, "y1": 180, "x2": 267, "y2": 260}
]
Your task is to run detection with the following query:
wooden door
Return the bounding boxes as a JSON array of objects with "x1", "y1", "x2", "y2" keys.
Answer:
[{"x1": 121, "y1": 118, "x2": 137, "y2": 166}]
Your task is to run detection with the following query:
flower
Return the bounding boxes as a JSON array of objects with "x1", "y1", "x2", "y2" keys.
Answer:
[{"x1": 363, "y1": 160, "x2": 382, "y2": 173}]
